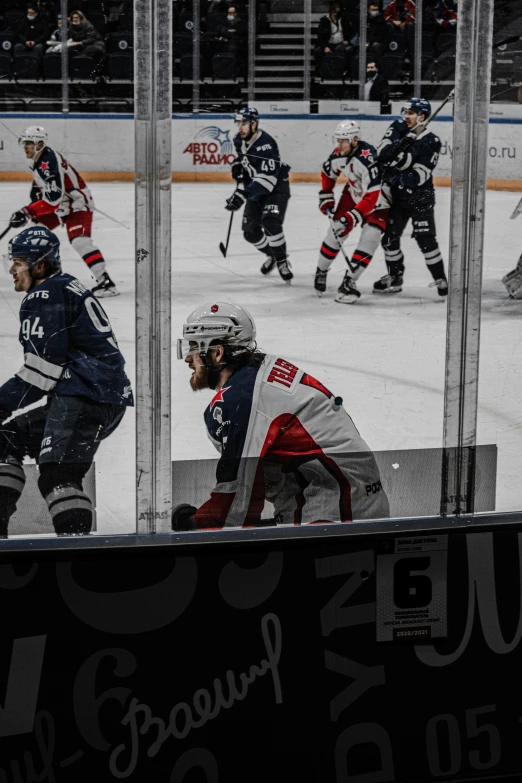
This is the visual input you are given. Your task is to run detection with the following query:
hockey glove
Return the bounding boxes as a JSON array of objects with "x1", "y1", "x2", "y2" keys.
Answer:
[
  {"x1": 225, "y1": 189, "x2": 247, "y2": 212},
  {"x1": 9, "y1": 207, "x2": 32, "y2": 229},
  {"x1": 171, "y1": 503, "x2": 197, "y2": 531},
  {"x1": 332, "y1": 210, "x2": 361, "y2": 238},
  {"x1": 318, "y1": 190, "x2": 335, "y2": 216},
  {"x1": 231, "y1": 160, "x2": 245, "y2": 184}
]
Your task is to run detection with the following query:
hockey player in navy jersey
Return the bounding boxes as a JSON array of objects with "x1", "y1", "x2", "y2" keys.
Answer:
[
  {"x1": 171, "y1": 302, "x2": 389, "y2": 531},
  {"x1": 315, "y1": 120, "x2": 390, "y2": 303},
  {"x1": 0, "y1": 227, "x2": 133, "y2": 537},
  {"x1": 225, "y1": 108, "x2": 293, "y2": 283},
  {"x1": 374, "y1": 98, "x2": 448, "y2": 296},
  {"x1": 9, "y1": 126, "x2": 118, "y2": 298}
]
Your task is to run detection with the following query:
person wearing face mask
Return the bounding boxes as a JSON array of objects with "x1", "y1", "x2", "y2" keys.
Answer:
[
  {"x1": 68, "y1": 9, "x2": 106, "y2": 61},
  {"x1": 14, "y1": 5, "x2": 49, "y2": 61},
  {"x1": 314, "y1": 1, "x2": 356, "y2": 71},
  {"x1": 366, "y1": 3, "x2": 387, "y2": 59},
  {"x1": 215, "y1": 6, "x2": 246, "y2": 58},
  {"x1": 364, "y1": 60, "x2": 389, "y2": 103}
]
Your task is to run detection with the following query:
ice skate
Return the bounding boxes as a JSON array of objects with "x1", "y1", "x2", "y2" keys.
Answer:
[
  {"x1": 91, "y1": 272, "x2": 120, "y2": 298},
  {"x1": 429, "y1": 277, "x2": 448, "y2": 297},
  {"x1": 260, "y1": 256, "x2": 277, "y2": 276},
  {"x1": 335, "y1": 272, "x2": 361, "y2": 304},
  {"x1": 277, "y1": 257, "x2": 293, "y2": 284},
  {"x1": 373, "y1": 273, "x2": 403, "y2": 294},
  {"x1": 314, "y1": 267, "x2": 328, "y2": 296}
]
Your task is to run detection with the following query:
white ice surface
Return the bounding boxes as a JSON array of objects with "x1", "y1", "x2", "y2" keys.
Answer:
[{"x1": 0, "y1": 182, "x2": 521, "y2": 533}]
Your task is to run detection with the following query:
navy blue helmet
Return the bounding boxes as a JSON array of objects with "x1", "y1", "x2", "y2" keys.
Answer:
[
  {"x1": 9, "y1": 226, "x2": 61, "y2": 272},
  {"x1": 235, "y1": 107, "x2": 259, "y2": 124},
  {"x1": 402, "y1": 97, "x2": 431, "y2": 119}
]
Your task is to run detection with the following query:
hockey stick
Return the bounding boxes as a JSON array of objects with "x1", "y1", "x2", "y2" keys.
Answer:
[
  {"x1": 0, "y1": 224, "x2": 11, "y2": 241},
  {"x1": 92, "y1": 206, "x2": 130, "y2": 230},
  {"x1": 328, "y1": 213, "x2": 358, "y2": 274},
  {"x1": 494, "y1": 35, "x2": 520, "y2": 49},
  {"x1": 510, "y1": 197, "x2": 522, "y2": 220},
  {"x1": 219, "y1": 211, "x2": 234, "y2": 257}
]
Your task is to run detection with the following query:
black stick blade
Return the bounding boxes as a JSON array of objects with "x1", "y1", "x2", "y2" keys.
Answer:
[{"x1": 219, "y1": 242, "x2": 227, "y2": 257}]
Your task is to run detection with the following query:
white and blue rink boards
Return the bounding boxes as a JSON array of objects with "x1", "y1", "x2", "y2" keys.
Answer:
[{"x1": 0, "y1": 109, "x2": 521, "y2": 533}]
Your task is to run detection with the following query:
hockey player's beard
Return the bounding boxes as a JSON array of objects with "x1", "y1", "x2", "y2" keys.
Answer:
[{"x1": 189, "y1": 364, "x2": 210, "y2": 391}]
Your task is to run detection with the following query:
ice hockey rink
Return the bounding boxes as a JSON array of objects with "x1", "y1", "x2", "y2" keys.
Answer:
[{"x1": 1, "y1": 181, "x2": 521, "y2": 533}]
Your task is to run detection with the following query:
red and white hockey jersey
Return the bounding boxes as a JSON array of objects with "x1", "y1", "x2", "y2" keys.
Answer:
[
  {"x1": 321, "y1": 141, "x2": 390, "y2": 218},
  {"x1": 196, "y1": 354, "x2": 389, "y2": 528},
  {"x1": 26, "y1": 145, "x2": 94, "y2": 222}
]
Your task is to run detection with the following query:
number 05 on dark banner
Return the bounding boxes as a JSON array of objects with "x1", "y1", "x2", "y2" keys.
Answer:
[{"x1": 376, "y1": 535, "x2": 448, "y2": 642}]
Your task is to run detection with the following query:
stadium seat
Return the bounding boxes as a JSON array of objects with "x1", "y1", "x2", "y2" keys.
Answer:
[
  {"x1": 436, "y1": 30, "x2": 457, "y2": 54},
  {"x1": 212, "y1": 52, "x2": 237, "y2": 79},
  {"x1": 118, "y1": 9, "x2": 134, "y2": 31},
  {"x1": 42, "y1": 53, "x2": 62, "y2": 80},
  {"x1": 433, "y1": 51, "x2": 456, "y2": 80},
  {"x1": 493, "y1": 52, "x2": 520, "y2": 82},
  {"x1": 70, "y1": 55, "x2": 96, "y2": 80},
  {"x1": 377, "y1": 53, "x2": 404, "y2": 80},
  {"x1": 179, "y1": 11, "x2": 194, "y2": 32},
  {"x1": 319, "y1": 52, "x2": 346, "y2": 80},
  {"x1": 107, "y1": 51, "x2": 133, "y2": 80},
  {"x1": 422, "y1": 29, "x2": 435, "y2": 56},
  {"x1": 421, "y1": 53, "x2": 435, "y2": 79},
  {"x1": 3, "y1": 9, "x2": 24, "y2": 28},
  {"x1": 12, "y1": 54, "x2": 40, "y2": 79},
  {"x1": 0, "y1": 52, "x2": 11, "y2": 79},
  {"x1": 107, "y1": 32, "x2": 133, "y2": 52},
  {"x1": 179, "y1": 52, "x2": 203, "y2": 81},
  {"x1": 174, "y1": 32, "x2": 193, "y2": 54},
  {"x1": 386, "y1": 29, "x2": 406, "y2": 54},
  {"x1": 0, "y1": 33, "x2": 16, "y2": 55}
]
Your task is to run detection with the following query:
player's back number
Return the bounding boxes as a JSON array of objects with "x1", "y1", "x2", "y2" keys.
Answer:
[{"x1": 85, "y1": 297, "x2": 119, "y2": 347}]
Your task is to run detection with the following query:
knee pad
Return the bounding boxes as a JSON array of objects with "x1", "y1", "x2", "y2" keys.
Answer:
[
  {"x1": 38, "y1": 463, "x2": 92, "y2": 536},
  {"x1": 382, "y1": 233, "x2": 401, "y2": 253},
  {"x1": 261, "y1": 204, "x2": 283, "y2": 239},
  {"x1": 415, "y1": 233, "x2": 438, "y2": 255},
  {"x1": 242, "y1": 216, "x2": 263, "y2": 246}
]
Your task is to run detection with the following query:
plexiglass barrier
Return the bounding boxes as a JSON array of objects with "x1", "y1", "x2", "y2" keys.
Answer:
[{"x1": 0, "y1": 0, "x2": 521, "y2": 539}]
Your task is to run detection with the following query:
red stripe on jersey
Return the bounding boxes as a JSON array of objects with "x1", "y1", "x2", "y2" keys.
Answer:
[
  {"x1": 260, "y1": 414, "x2": 353, "y2": 523},
  {"x1": 352, "y1": 252, "x2": 371, "y2": 266},
  {"x1": 321, "y1": 172, "x2": 336, "y2": 191},
  {"x1": 84, "y1": 252, "x2": 103, "y2": 266},
  {"x1": 300, "y1": 373, "x2": 333, "y2": 399},
  {"x1": 320, "y1": 243, "x2": 338, "y2": 258}
]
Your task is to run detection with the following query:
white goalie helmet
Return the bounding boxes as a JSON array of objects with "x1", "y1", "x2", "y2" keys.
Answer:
[
  {"x1": 18, "y1": 126, "x2": 48, "y2": 156},
  {"x1": 334, "y1": 120, "x2": 360, "y2": 145},
  {"x1": 177, "y1": 302, "x2": 256, "y2": 360}
]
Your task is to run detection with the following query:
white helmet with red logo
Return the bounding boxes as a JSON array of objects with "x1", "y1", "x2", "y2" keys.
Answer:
[
  {"x1": 177, "y1": 302, "x2": 256, "y2": 360},
  {"x1": 333, "y1": 120, "x2": 360, "y2": 145},
  {"x1": 18, "y1": 126, "x2": 48, "y2": 157}
]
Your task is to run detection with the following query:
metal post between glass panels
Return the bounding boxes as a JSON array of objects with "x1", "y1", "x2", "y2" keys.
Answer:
[
  {"x1": 441, "y1": 0, "x2": 494, "y2": 516},
  {"x1": 134, "y1": 0, "x2": 172, "y2": 533},
  {"x1": 248, "y1": 0, "x2": 256, "y2": 104},
  {"x1": 60, "y1": 0, "x2": 69, "y2": 114},
  {"x1": 413, "y1": 0, "x2": 422, "y2": 97},
  {"x1": 303, "y1": 0, "x2": 312, "y2": 103},
  {"x1": 358, "y1": 0, "x2": 368, "y2": 102},
  {"x1": 192, "y1": 0, "x2": 201, "y2": 114}
]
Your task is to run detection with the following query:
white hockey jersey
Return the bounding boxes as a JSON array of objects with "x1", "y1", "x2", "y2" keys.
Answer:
[
  {"x1": 321, "y1": 140, "x2": 390, "y2": 215},
  {"x1": 27, "y1": 145, "x2": 94, "y2": 222},
  {"x1": 196, "y1": 354, "x2": 389, "y2": 528}
]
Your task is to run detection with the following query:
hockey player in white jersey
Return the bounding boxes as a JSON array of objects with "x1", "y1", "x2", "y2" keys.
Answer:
[
  {"x1": 171, "y1": 302, "x2": 389, "y2": 531},
  {"x1": 9, "y1": 126, "x2": 118, "y2": 298},
  {"x1": 315, "y1": 120, "x2": 390, "y2": 303}
]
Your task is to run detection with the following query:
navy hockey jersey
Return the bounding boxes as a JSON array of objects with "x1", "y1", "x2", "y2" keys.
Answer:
[
  {"x1": 233, "y1": 130, "x2": 291, "y2": 201},
  {"x1": 197, "y1": 354, "x2": 389, "y2": 528},
  {"x1": 377, "y1": 118, "x2": 441, "y2": 192},
  {"x1": 26, "y1": 146, "x2": 94, "y2": 222},
  {"x1": 0, "y1": 273, "x2": 133, "y2": 413}
]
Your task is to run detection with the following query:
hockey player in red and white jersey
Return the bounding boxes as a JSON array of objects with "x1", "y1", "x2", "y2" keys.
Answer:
[
  {"x1": 315, "y1": 120, "x2": 390, "y2": 304},
  {"x1": 9, "y1": 126, "x2": 118, "y2": 298},
  {"x1": 171, "y1": 302, "x2": 389, "y2": 531}
]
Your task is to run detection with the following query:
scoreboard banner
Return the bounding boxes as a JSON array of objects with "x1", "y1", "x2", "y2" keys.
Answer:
[{"x1": 1, "y1": 522, "x2": 522, "y2": 781}]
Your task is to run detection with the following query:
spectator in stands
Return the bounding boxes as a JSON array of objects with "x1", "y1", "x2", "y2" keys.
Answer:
[
  {"x1": 435, "y1": 0, "x2": 457, "y2": 27},
  {"x1": 364, "y1": 59, "x2": 390, "y2": 103},
  {"x1": 14, "y1": 4, "x2": 49, "y2": 61},
  {"x1": 69, "y1": 9, "x2": 106, "y2": 60},
  {"x1": 46, "y1": 14, "x2": 69, "y2": 53},
  {"x1": 366, "y1": 3, "x2": 387, "y2": 59},
  {"x1": 314, "y1": 1, "x2": 357, "y2": 70},
  {"x1": 384, "y1": 0, "x2": 416, "y2": 29},
  {"x1": 215, "y1": 6, "x2": 247, "y2": 58}
]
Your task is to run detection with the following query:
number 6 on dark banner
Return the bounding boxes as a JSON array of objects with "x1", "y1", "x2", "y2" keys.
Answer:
[{"x1": 376, "y1": 535, "x2": 448, "y2": 642}]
